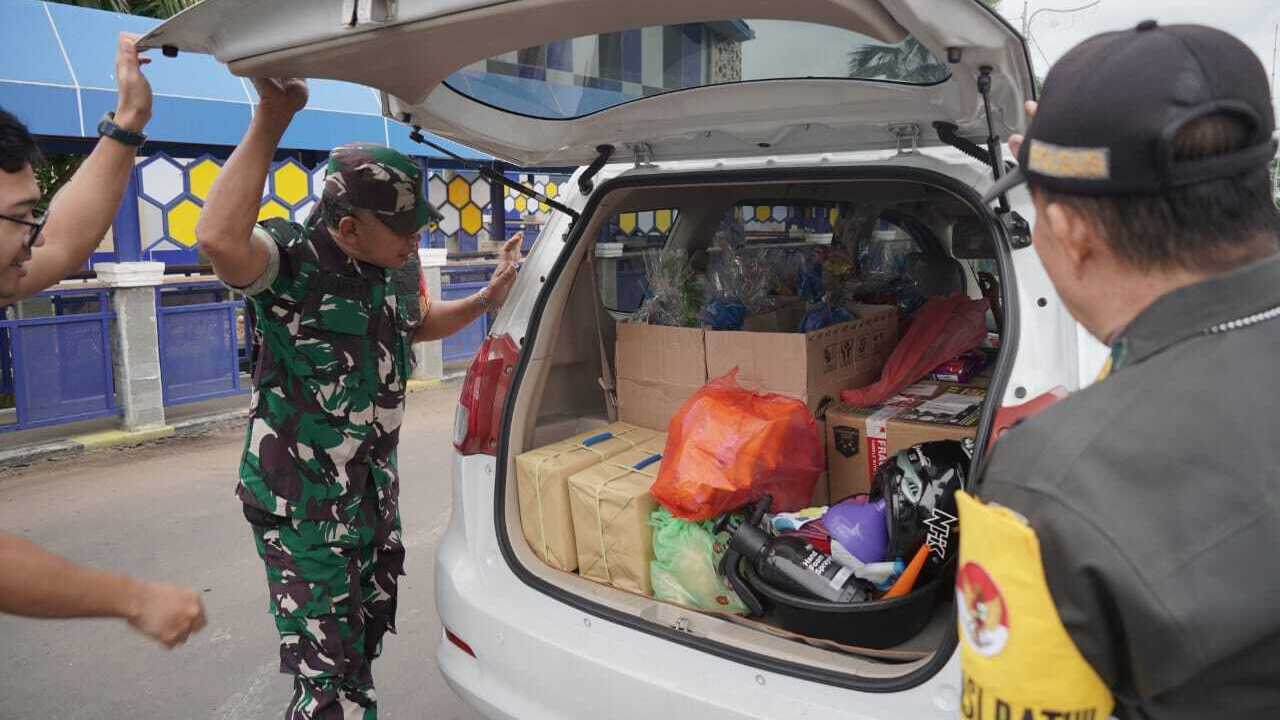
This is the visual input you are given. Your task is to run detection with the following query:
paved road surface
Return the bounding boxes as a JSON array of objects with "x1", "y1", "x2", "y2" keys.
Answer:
[{"x1": 0, "y1": 384, "x2": 484, "y2": 720}]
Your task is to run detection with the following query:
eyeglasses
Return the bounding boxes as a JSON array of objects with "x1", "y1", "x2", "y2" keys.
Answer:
[{"x1": 0, "y1": 210, "x2": 45, "y2": 249}]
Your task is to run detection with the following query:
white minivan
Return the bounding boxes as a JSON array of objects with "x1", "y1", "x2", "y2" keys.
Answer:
[{"x1": 146, "y1": 2, "x2": 1111, "y2": 717}]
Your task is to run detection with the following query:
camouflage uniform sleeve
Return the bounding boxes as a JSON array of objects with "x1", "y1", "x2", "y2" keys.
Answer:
[{"x1": 227, "y1": 220, "x2": 303, "y2": 301}]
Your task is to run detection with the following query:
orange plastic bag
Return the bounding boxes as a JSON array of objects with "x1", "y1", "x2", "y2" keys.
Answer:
[
  {"x1": 842, "y1": 294, "x2": 990, "y2": 408},
  {"x1": 651, "y1": 371, "x2": 824, "y2": 521}
]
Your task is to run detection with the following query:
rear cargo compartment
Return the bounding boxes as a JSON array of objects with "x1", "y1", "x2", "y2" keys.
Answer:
[{"x1": 498, "y1": 168, "x2": 1010, "y2": 685}]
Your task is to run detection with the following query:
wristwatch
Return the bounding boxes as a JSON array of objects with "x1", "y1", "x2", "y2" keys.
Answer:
[
  {"x1": 97, "y1": 111, "x2": 147, "y2": 148},
  {"x1": 477, "y1": 286, "x2": 495, "y2": 310}
]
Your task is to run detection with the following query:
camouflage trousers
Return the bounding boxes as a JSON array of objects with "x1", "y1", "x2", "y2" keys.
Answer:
[{"x1": 245, "y1": 490, "x2": 405, "y2": 720}]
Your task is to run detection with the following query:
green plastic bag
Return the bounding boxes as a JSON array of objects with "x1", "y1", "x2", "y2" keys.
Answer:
[{"x1": 649, "y1": 507, "x2": 748, "y2": 614}]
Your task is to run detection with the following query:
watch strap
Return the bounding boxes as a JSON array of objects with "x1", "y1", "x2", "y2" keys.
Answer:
[{"x1": 98, "y1": 112, "x2": 147, "y2": 147}]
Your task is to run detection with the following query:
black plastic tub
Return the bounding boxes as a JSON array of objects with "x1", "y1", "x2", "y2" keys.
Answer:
[{"x1": 738, "y1": 559, "x2": 947, "y2": 650}]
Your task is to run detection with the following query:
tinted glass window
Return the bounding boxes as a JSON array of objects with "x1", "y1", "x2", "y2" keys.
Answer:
[{"x1": 446, "y1": 19, "x2": 948, "y2": 119}]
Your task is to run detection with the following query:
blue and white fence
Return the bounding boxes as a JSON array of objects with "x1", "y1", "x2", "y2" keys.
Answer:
[
  {"x1": 0, "y1": 289, "x2": 118, "y2": 432},
  {"x1": 156, "y1": 282, "x2": 246, "y2": 406}
]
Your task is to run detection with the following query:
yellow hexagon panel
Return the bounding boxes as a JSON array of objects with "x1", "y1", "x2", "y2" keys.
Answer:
[
  {"x1": 188, "y1": 159, "x2": 221, "y2": 201},
  {"x1": 618, "y1": 212, "x2": 637, "y2": 235},
  {"x1": 273, "y1": 163, "x2": 310, "y2": 207},
  {"x1": 460, "y1": 204, "x2": 483, "y2": 235},
  {"x1": 546, "y1": 181, "x2": 558, "y2": 199},
  {"x1": 167, "y1": 199, "x2": 202, "y2": 248},
  {"x1": 258, "y1": 200, "x2": 291, "y2": 222},
  {"x1": 655, "y1": 209, "x2": 674, "y2": 233},
  {"x1": 539, "y1": 201, "x2": 550, "y2": 213},
  {"x1": 447, "y1": 176, "x2": 471, "y2": 209},
  {"x1": 515, "y1": 195, "x2": 527, "y2": 213},
  {"x1": 755, "y1": 205, "x2": 771, "y2": 223}
]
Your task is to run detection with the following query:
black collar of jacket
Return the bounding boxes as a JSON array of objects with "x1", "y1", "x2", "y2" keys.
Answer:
[
  {"x1": 1114, "y1": 250, "x2": 1280, "y2": 368},
  {"x1": 307, "y1": 218, "x2": 388, "y2": 282}
]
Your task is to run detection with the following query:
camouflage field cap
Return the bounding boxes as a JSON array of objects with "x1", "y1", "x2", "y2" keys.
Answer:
[{"x1": 321, "y1": 143, "x2": 443, "y2": 236}]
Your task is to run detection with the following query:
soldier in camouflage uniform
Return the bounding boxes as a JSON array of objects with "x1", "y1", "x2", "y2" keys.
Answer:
[{"x1": 197, "y1": 77, "x2": 521, "y2": 719}]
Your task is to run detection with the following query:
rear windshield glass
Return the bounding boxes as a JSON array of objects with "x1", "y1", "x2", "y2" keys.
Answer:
[{"x1": 445, "y1": 19, "x2": 949, "y2": 120}]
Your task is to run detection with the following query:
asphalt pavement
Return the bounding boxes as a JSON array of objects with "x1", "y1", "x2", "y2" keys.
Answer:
[{"x1": 0, "y1": 383, "x2": 484, "y2": 720}]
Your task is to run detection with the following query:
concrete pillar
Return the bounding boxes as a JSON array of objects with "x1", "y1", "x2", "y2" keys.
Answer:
[
  {"x1": 413, "y1": 248, "x2": 447, "y2": 381},
  {"x1": 595, "y1": 242, "x2": 624, "y2": 310},
  {"x1": 95, "y1": 262, "x2": 167, "y2": 430}
]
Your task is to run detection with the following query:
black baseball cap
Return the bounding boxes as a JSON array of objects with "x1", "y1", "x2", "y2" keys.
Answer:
[{"x1": 984, "y1": 20, "x2": 1279, "y2": 202}]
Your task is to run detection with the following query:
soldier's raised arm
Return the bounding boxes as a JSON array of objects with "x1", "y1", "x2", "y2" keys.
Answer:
[{"x1": 196, "y1": 78, "x2": 308, "y2": 289}]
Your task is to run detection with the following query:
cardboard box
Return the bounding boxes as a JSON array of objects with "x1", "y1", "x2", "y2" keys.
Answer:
[
  {"x1": 741, "y1": 298, "x2": 806, "y2": 333},
  {"x1": 616, "y1": 305, "x2": 899, "y2": 433},
  {"x1": 615, "y1": 324, "x2": 706, "y2": 432},
  {"x1": 515, "y1": 423, "x2": 660, "y2": 571},
  {"x1": 826, "y1": 384, "x2": 986, "y2": 500},
  {"x1": 567, "y1": 435, "x2": 668, "y2": 595},
  {"x1": 706, "y1": 304, "x2": 898, "y2": 415}
]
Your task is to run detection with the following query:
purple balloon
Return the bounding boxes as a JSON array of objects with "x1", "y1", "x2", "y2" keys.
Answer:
[{"x1": 823, "y1": 498, "x2": 889, "y2": 564}]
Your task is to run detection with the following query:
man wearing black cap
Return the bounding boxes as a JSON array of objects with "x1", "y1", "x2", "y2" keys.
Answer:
[{"x1": 955, "y1": 21, "x2": 1280, "y2": 720}]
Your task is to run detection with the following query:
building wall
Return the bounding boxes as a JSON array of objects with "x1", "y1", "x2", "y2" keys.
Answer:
[{"x1": 112, "y1": 154, "x2": 571, "y2": 264}]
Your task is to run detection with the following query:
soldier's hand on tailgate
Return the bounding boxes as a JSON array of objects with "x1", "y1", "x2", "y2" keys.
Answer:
[
  {"x1": 251, "y1": 77, "x2": 309, "y2": 121},
  {"x1": 127, "y1": 581, "x2": 207, "y2": 648},
  {"x1": 486, "y1": 232, "x2": 523, "y2": 308}
]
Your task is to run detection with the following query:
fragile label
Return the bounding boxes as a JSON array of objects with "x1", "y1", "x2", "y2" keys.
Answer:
[
  {"x1": 867, "y1": 436, "x2": 889, "y2": 480},
  {"x1": 839, "y1": 339, "x2": 855, "y2": 369},
  {"x1": 823, "y1": 344, "x2": 838, "y2": 373}
]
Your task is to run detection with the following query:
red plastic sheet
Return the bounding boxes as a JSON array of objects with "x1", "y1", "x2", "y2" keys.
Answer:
[
  {"x1": 652, "y1": 371, "x2": 824, "y2": 521},
  {"x1": 842, "y1": 294, "x2": 990, "y2": 407}
]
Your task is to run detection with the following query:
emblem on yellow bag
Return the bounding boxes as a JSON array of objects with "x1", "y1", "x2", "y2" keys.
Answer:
[{"x1": 957, "y1": 561, "x2": 1010, "y2": 657}]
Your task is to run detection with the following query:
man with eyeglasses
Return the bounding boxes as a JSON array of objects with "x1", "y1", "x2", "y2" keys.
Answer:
[{"x1": 0, "y1": 34, "x2": 206, "y2": 649}]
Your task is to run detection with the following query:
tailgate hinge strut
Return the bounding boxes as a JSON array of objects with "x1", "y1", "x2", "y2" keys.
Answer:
[
  {"x1": 408, "y1": 127, "x2": 580, "y2": 222},
  {"x1": 578, "y1": 145, "x2": 614, "y2": 195},
  {"x1": 977, "y1": 65, "x2": 1011, "y2": 214},
  {"x1": 932, "y1": 121, "x2": 993, "y2": 167}
]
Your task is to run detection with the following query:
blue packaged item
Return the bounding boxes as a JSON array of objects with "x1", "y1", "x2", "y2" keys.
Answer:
[
  {"x1": 799, "y1": 303, "x2": 852, "y2": 332},
  {"x1": 700, "y1": 298, "x2": 748, "y2": 331},
  {"x1": 796, "y1": 258, "x2": 825, "y2": 303}
]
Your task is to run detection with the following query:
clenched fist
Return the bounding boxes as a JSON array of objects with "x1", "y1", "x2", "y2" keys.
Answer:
[{"x1": 127, "y1": 582, "x2": 207, "y2": 649}]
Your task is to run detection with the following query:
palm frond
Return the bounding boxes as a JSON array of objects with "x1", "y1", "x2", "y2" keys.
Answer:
[
  {"x1": 848, "y1": 39, "x2": 948, "y2": 83},
  {"x1": 47, "y1": 0, "x2": 200, "y2": 18}
]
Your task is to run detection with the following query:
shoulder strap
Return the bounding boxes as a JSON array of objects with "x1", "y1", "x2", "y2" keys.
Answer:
[{"x1": 585, "y1": 252, "x2": 619, "y2": 421}]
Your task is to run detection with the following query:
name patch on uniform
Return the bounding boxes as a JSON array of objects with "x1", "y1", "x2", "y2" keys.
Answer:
[{"x1": 1027, "y1": 140, "x2": 1110, "y2": 180}]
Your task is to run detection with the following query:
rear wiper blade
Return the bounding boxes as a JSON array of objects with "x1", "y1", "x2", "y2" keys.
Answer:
[{"x1": 408, "y1": 127, "x2": 580, "y2": 221}]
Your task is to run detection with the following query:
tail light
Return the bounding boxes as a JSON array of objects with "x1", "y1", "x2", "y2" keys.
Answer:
[
  {"x1": 453, "y1": 333, "x2": 520, "y2": 455},
  {"x1": 987, "y1": 388, "x2": 1067, "y2": 454},
  {"x1": 444, "y1": 628, "x2": 476, "y2": 658}
]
